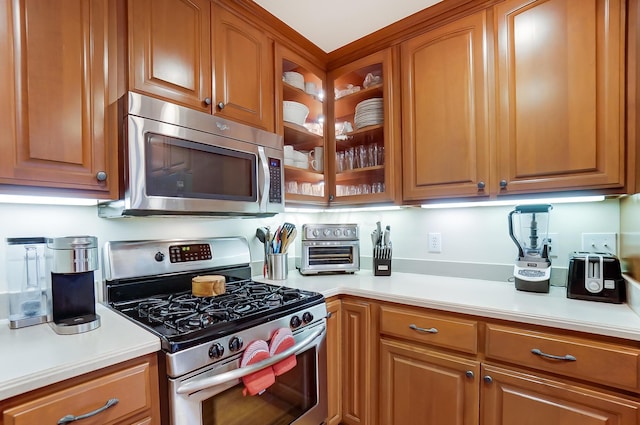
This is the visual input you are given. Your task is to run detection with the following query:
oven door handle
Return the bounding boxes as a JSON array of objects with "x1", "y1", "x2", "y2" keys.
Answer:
[{"x1": 176, "y1": 324, "x2": 325, "y2": 395}]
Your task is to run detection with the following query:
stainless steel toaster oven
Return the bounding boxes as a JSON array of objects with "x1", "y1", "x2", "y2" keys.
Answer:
[{"x1": 296, "y1": 224, "x2": 360, "y2": 275}]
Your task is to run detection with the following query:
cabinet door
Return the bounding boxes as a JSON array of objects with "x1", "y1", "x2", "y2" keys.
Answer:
[
  {"x1": 481, "y1": 364, "x2": 640, "y2": 425},
  {"x1": 342, "y1": 299, "x2": 375, "y2": 425},
  {"x1": 0, "y1": 0, "x2": 112, "y2": 195},
  {"x1": 402, "y1": 11, "x2": 490, "y2": 201},
  {"x1": 276, "y1": 43, "x2": 328, "y2": 206},
  {"x1": 325, "y1": 299, "x2": 342, "y2": 425},
  {"x1": 330, "y1": 48, "x2": 401, "y2": 206},
  {"x1": 212, "y1": 5, "x2": 274, "y2": 131},
  {"x1": 495, "y1": 0, "x2": 625, "y2": 194},
  {"x1": 129, "y1": 0, "x2": 211, "y2": 111},
  {"x1": 380, "y1": 338, "x2": 480, "y2": 425}
]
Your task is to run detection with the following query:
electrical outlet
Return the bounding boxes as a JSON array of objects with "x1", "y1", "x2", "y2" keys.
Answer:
[
  {"x1": 547, "y1": 233, "x2": 558, "y2": 258},
  {"x1": 428, "y1": 232, "x2": 442, "y2": 253},
  {"x1": 581, "y1": 232, "x2": 617, "y2": 255}
]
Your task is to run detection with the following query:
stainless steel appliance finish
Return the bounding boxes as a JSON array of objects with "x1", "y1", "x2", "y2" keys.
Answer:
[
  {"x1": 46, "y1": 236, "x2": 100, "y2": 334},
  {"x1": 98, "y1": 92, "x2": 284, "y2": 218},
  {"x1": 567, "y1": 252, "x2": 626, "y2": 303},
  {"x1": 297, "y1": 223, "x2": 360, "y2": 275},
  {"x1": 103, "y1": 237, "x2": 328, "y2": 425}
]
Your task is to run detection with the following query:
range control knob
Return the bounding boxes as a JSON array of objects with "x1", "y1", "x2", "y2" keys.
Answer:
[
  {"x1": 154, "y1": 252, "x2": 165, "y2": 262},
  {"x1": 323, "y1": 228, "x2": 332, "y2": 237},
  {"x1": 208, "y1": 342, "x2": 224, "y2": 359},
  {"x1": 229, "y1": 336, "x2": 243, "y2": 352},
  {"x1": 312, "y1": 229, "x2": 320, "y2": 237},
  {"x1": 344, "y1": 228, "x2": 352, "y2": 237},
  {"x1": 334, "y1": 228, "x2": 342, "y2": 237},
  {"x1": 302, "y1": 312, "x2": 314, "y2": 324},
  {"x1": 290, "y1": 315, "x2": 302, "y2": 329}
]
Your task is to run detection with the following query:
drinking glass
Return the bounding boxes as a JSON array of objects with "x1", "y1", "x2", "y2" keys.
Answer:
[{"x1": 356, "y1": 145, "x2": 367, "y2": 168}]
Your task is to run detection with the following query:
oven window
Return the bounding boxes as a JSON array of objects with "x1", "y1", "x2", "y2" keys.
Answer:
[
  {"x1": 308, "y1": 246, "x2": 354, "y2": 265},
  {"x1": 145, "y1": 132, "x2": 256, "y2": 201},
  {"x1": 202, "y1": 349, "x2": 317, "y2": 425}
]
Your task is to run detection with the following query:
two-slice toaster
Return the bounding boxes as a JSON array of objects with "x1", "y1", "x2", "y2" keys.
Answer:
[{"x1": 567, "y1": 252, "x2": 626, "y2": 304}]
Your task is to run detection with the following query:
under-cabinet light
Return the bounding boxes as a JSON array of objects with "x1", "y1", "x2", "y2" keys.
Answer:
[
  {"x1": 420, "y1": 195, "x2": 606, "y2": 209},
  {"x1": 0, "y1": 194, "x2": 99, "y2": 206},
  {"x1": 285, "y1": 205, "x2": 403, "y2": 213}
]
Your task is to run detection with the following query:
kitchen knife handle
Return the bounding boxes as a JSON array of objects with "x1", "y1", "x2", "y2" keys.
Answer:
[
  {"x1": 409, "y1": 324, "x2": 438, "y2": 334},
  {"x1": 57, "y1": 398, "x2": 118, "y2": 424},
  {"x1": 531, "y1": 348, "x2": 576, "y2": 362}
]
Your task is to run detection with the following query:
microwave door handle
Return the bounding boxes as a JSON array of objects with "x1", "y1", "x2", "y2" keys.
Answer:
[
  {"x1": 257, "y1": 146, "x2": 269, "y2": 212},
  {"x1": 176, "y1": 324, "x2": 325, "y2": 395}
]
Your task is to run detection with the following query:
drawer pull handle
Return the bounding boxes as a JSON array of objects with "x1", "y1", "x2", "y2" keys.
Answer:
[
  {"x1": 531, "y1": 348, "x2": 576, "y2": 362},
  {"x1": 409, "y1": 324, "x2": 438, "y2": 334},
  {"x1": 57, "y1": 398, "x2": 118, "y2": 424}
]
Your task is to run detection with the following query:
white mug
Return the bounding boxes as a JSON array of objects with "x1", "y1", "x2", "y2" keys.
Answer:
[{"x1": 309, "y1": 146, "x2": 324, "y2": 172}]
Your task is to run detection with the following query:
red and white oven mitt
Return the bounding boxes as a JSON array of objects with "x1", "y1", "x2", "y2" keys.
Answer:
[
  {"x1": 269, "y1": 327, "x2": 297, "y2": 376},
  {"x1": 241, "y1": 340, "x2": 275, "y2": 396}
]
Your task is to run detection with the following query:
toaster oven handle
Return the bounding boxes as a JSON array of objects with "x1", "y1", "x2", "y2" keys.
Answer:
[
  {"x1": 257, "y1": 146, "x2": 269, "y2": 213},
  {"x1": 176, "y1": 324, "x2": 325, "y2": 395}
]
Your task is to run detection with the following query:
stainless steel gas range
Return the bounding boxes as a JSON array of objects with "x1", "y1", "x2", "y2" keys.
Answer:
[{"x1": 102, "y1": 237, "x2": 327, "y2": 425}]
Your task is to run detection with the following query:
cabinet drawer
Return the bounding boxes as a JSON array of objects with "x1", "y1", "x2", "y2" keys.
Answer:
[
  {"x1": 380, "y1": 305, "x2": 478, "y2": 354},
  {"x1": 3, "y1": 361, "x2": 153, "y2": 424},
  {"x1": 485, "y1": 324, "x2": 640, "y2": 391}
]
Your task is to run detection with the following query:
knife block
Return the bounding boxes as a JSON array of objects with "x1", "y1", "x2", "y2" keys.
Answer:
[{"x1": 373, "y1": 257, "x2": 391, "y2": 276}]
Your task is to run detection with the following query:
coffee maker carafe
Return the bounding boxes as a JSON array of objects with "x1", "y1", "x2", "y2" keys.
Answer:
[
  {"x1": 508, "y1": 204, "x2": 553, "y2": 293},
  {"x1": 46, "y1": 236, "x2": 100, "y2": 334}
]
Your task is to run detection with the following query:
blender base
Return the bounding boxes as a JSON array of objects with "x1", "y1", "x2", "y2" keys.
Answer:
[{"x1": 515, "y1": 278, "x2": 550, "y2": 293}]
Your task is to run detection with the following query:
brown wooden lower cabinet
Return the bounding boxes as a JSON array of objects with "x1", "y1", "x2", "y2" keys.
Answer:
[
  {"x1": 326, "y1": 298, "x2": 343, "y2": 425},
  {"x1": 481, "y1": 364, "x2": 640, "y2": 425},
  {"x1": 380, "y1": 338, "x2": 480, "y2": 425},
  {"x1": 0, "y1": 353, "x2": 160, "y2": 425},
  {"x1": 328, "y1": 297, "x2": 640, "y2": 425}
]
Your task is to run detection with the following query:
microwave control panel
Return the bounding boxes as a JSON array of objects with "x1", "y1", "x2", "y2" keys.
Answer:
[{"x1": 268, "y1": 158, "x2": 282, "y2": 204}]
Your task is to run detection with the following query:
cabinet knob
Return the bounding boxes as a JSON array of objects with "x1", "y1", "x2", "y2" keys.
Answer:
[
  {"x1": 477, "y1": 181, "x2": 485, "y2": 190},
  {"x1": 204, "y1": 97, "x2": 212, "y2": 106},
  {"x1": 96, "y1": 171, "x2": 107, "y2": 182},
  {"x1": 217, "y1": 102, "x2": 225, "y2": 110},
  {"x1": 483, "y1": 375, "x2": 493, "y2": 384},
  {"x1": 499, "y1": 179, "x2": 508, "y2": 189},
  {"x1": 465, "y1": 370, "x2": 475, "y2": 379},
  {"x1": 328, "y1": 194, "x2": 334, "y2": 201}
]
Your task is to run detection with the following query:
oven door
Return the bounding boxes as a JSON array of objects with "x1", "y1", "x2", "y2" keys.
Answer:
[
  {"x1": 169, "y1": 321, "x2": 327, "y2": 425},
  {"x1": 300, "y1": 240, "x2": 360, "y2": 274}
]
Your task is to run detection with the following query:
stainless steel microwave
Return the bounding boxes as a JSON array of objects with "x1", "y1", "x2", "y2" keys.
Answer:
[{"x1": 98, "y1": 92, "x2": 284, "y2": 218}]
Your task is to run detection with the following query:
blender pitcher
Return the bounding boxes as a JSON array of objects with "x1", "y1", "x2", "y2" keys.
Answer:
[{"x1": 7, "y1": 237, "x2": 47, "y2": 329}]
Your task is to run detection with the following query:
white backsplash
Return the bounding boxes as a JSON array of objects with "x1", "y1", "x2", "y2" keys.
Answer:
[{"x1": 0, "y1": 199, "x2": 621, "y2": 299}]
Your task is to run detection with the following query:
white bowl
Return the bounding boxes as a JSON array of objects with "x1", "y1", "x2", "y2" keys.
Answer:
[
  {"x1": 283, "y1": 72, "x2": 304, "y2": 90},
  {"x1": 283, "y1": 101, "x2": 309, "y2": 126}
]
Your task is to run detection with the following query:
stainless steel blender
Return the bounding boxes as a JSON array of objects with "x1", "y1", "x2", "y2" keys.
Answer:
[{"x1": 508, "y1": 204, "x2": 553, "y2": 292}]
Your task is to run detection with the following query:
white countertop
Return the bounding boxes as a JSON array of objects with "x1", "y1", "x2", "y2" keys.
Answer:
[
  {"x1": 3, "y1": 270, "x2": 640, "y2": 402},
  {"x1": 0, "y1": 304, "x2": 160, "y2": 401},
  {"x1": 256, "y1": 270, "x2": 640, "y2": 343}
]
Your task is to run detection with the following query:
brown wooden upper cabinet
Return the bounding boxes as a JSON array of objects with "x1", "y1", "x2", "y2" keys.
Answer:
[
  {"x1": 0, "y1": 0, "x2": 114, "y2": 196},
  {"x1": 403, "y1": 0, "x2": 627, "y2": 202},
  {"x1": 401, "y1": 10, "x2": 490, "y2": 202},
  {"x1": 494, "y1": 0, "x2": 625, "y2": 195},
  {"x1": 128, "y1": 0, "x2": 274, "y2": 131},
  {"x1": 329, "y1": 48, "x2": 402, "y2": 206}
]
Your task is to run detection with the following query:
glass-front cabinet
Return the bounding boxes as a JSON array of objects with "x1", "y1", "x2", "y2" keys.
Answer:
[
  {"x1": 329, "y1": 48, "x2": 400, "y2": 206},
  {"x1": 275, "y1": 45, "x2": 327, "y2": 206}
]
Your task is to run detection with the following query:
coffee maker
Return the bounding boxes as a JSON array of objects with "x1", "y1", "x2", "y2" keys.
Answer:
[
  {"x1": 45, "y1": 236, "x2": 100, "y2": 334},
  {"x1": 508, "y1": 204, "x2": 553, "y2": 293}
]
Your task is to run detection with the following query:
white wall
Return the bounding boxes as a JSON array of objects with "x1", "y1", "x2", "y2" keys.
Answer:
[{"x1": 0, "y1": 199, "x2": 620, "y2": 294}]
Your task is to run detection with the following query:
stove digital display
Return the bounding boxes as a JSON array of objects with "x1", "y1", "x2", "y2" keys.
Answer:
[{"x1": 169, "y1": 244, "x2": 212, "y2": 263}]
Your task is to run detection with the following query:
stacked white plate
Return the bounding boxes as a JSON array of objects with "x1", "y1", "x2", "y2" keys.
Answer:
[
  {"x1": 354, "y1": 98, "x2": 383, "y2": 130},
  {"x1": 283, "y1": 72, "x2": 304, "y2": 91}
]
